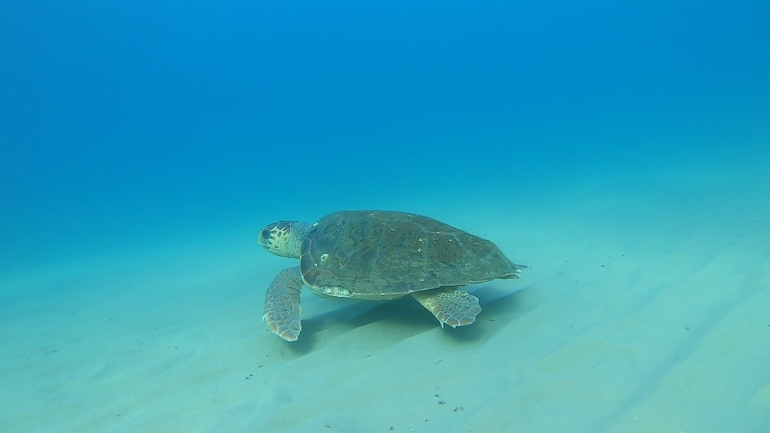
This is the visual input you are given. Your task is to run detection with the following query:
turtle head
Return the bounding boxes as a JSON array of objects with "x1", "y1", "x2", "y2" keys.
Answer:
[{"x1": 258, "y1": 221, "x2": 312, "y2": 259}]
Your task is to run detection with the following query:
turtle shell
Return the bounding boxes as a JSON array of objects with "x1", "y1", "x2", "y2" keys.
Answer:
[{"x1": 299, "y1": 210, "x2": 519, "y2": 299}]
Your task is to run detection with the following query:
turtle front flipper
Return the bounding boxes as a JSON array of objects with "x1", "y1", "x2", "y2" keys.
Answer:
[
  {"x1": 411, "y1": 288, "x2": 482, "y2": 328},
  {"x1": 263, "y1": 266, "x2": 304, "y2": 341}
]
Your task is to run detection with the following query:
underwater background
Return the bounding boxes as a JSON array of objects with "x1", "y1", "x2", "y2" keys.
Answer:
[
  {"x1": 2, "y1": 1, "x2": 769, "y2": 432},
  {"x1": 3, "y1": 0, "x2": 767, "y2": 273}
]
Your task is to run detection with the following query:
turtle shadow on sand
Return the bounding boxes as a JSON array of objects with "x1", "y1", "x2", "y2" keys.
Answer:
[
  {"x1": 278, "y1": 284, "x2": 529, "y2": 354},
  {"x1": 274, "y1": 297, "x2": 435, "y2": 354}
]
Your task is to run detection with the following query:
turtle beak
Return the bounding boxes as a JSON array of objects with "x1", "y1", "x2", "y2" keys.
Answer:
[
  {"x1": 258, "y1": 228, "x2": 272, "y2": 247},
  {"x1": 258, "y1": 221, "x2": 295, "y2": 257},
  {"x1": 258, "y1": 225, "x2": 279, "y2": 251}
]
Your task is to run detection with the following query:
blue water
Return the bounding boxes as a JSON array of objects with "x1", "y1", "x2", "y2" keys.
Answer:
[
  {"x1": 2, "y1": 2, "x2": 770, "y2": 431},
  {"x1": 2, "y1": 1, "x2": 768, "y2": 272}
]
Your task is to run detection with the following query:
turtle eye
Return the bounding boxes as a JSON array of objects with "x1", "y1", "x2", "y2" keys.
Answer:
[{"x1": 260, "y1": 228, "x2": 272, "y2": 241}]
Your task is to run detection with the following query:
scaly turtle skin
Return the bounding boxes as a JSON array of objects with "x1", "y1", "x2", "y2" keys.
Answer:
[{"x1": 258, "y1": 210, "x2": 523, "y2": 341}]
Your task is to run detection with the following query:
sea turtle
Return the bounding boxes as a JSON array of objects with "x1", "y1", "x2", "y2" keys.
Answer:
[{"x1": 258, "y1": 210, "x2": 524, "y2": 341}]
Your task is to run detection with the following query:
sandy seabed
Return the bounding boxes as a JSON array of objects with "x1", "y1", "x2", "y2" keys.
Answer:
[{"x1": 1, "y1": 165, "x2": 769, "y2": 432}]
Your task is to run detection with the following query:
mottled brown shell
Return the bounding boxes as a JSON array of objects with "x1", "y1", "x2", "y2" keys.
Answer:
[{"x1": 299, "y1": 211, "x2": 520, "y2": 299}]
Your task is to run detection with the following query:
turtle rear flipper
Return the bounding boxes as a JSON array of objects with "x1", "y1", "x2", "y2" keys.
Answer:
[
  {"x1": 263, "y1": 266, "x2": 303, "y2": 341},
  {"x1": 412, "y1": 288, "x2": 481, "y2": 328}
]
